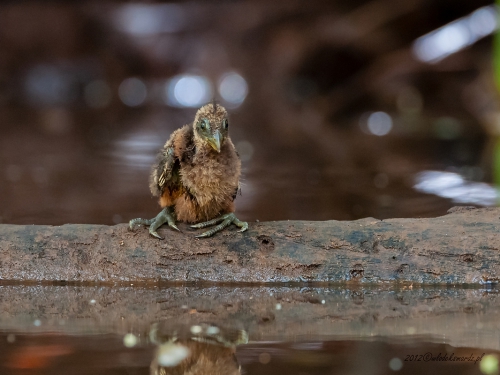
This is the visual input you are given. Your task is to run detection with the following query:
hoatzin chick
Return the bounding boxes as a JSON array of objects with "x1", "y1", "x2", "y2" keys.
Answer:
[
  {"x1": 149, "y1": 322, "x2": 247, "y2": 375},
  {"x1": 129, "y1": 102, "x2": 248, "y2": 239}
]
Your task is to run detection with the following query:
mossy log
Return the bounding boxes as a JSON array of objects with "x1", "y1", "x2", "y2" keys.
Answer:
[{"x1": 0, "y1": 207, "x2": 499, "y2": 285}]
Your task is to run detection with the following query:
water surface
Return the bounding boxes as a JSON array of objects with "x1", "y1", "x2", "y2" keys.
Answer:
[{"x1": 0, "y1": 284, "x2": 498, "y2": 374}]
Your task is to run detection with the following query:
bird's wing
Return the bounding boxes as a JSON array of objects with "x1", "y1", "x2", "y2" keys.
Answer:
[
  {"x1": 149, "y1": 142, "x2": 178, "y2": 197},
  {"x1": 158, "y1": 146, "x2": 175, "y2": 188}
]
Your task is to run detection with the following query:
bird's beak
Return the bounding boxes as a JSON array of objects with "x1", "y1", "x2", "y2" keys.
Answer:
[{"x1": 207, "y1": 130, "x2": 221, "y2": 153}]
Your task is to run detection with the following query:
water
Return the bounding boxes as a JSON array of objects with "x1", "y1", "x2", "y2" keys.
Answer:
[
  {"x1": 0, "y1": 2, "x2": 494, "y2": 226},
  {"x1": 0, "y1": 284, "x2": 498, "y2": 374},
  {"x1": 0, "y1": 2, "x2": 498, "y2": 374},
  {"x1": 0, "y1": 333, "x2": 495, "y2": 374}
]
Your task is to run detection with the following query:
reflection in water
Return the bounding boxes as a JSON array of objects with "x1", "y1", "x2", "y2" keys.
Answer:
[
  {"x1": 0, "y1": 332, "x2": 498, "y2": 375},
  {"x1": 0, "y1": 285, "x2": 498, "y2": 373},
  {"x1": 113, "y1": 4, "x2": 186, "y2": 36},
  {"x1": 111, "y1": 130, "x2": 163, "y2": 169},
  {"x1": 24, "y1": 64, "x2": 80, "y2": 107},
  {"x1": 166, "y1": 75, "x2": 213, "y2": 108},
  {"x1": 218, "y1": 72, "x2": 248, "y2": 108},
  {"x1": 481, "y1": 355, "x2": 500, "y2": 375},
  {"x1": 84, "y1": 80, "x2": 112, "y2": 109},
  {"x1": 149, "y1": 322, "x2": 248, "y2": 375},
  {"x1": 365, "y1": 111, "x2": 393, "y2": 136},
  {"x1": 119, "y1": 77, "x2": 148, "y2": 107},
  {"x1": 412, "y1": 5, "x2": 498, "y2": 63},
  {"x1": 414, "y1": 170, "x2": 497, "y2": 206}
]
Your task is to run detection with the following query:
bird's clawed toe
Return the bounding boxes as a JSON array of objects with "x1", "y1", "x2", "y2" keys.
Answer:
[
  {"x1": 130, "y1": 210, "x2": 248, "y2": 239},
  {"x1": 128, "y1": 218, "x2": 153, "y2": 231},
  {"x1": 233, "y1": 217, "x2": 248, "y2": 233},
  {"x1": 236, "y1": 224, "x2": 248, "y2": 233},
  {"x1": 190, "y1": 223, "x2": 205, "y2": 229},
  {"x1": 149, "y1": 229, "x2": 164, "y2": 240},
  {"x1": 129, "y1": 207, "x2": 178, "y2": 239},
  {"x1": 193, "y1": 213, "x2": 248, "y2": 238},
  {"x1": 169, "y1": 222, "x2": 181, "y2": 232},
  {"x1": 191, "y1": 216, "x2": 226, "y2": 229},
  {"x1": 194, "y1": 231, "x2": 213, "y2": 239}
]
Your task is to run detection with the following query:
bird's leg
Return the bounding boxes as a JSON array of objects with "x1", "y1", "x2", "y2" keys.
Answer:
[
  {"x1": 129, "y1": 207, "x2": 179, "y2": 240},
  {"x1": 191, "y1": 213, "x2": 248, "y2": 238},
  {"x1": 148, "y1": 208, "x2": 180, "y2": 239}
]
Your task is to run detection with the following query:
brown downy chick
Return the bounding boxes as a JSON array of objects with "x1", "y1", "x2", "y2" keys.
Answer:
[
  {"x1": 149, "y1": 322, "x2": 247, "y2": 375},
  {"x1": 150, "y1": 340, "x2": 241, "y2": 375},
  {"x1": 129, "y1": 102, "x2": 248, "y2": 239}
]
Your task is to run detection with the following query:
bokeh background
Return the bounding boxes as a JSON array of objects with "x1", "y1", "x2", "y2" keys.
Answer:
[{"x1": 0, "y1": 0, "x2": 498, "y2": 226}]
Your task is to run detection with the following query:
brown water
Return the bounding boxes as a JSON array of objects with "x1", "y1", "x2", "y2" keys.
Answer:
[
  {"x1": 0, "y1": 333, "x2": 495, "y2": 375},
  {"x1": 0, "y1": 284, "x2": 498, "y2": 374},
  {"x1": 0, "y1": 1, "x2": 494, "y2": 226}
]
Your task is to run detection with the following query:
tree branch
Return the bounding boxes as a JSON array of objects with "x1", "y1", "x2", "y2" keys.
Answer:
[{"x1": 0, "y1": 206, "x2": 498, "y2": 285}]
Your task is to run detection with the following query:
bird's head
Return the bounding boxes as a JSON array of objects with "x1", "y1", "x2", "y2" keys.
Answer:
[{"x1": 193, "y1": 102, "x2": 229, "y2": 153}]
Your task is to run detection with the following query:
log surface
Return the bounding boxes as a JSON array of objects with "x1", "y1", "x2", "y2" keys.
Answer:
[{"x1": 0, "y1": 206, "x2": 499, "y2": 284}]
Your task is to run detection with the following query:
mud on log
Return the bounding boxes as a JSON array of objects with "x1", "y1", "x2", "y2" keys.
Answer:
[{"x1": 0, "y1": 206, "x2": 499, "y2": 285}]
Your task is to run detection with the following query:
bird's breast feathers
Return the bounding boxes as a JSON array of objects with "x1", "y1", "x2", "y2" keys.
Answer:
[{"x1": 179, "y1": 142, "x2": 240, "y2": 208}]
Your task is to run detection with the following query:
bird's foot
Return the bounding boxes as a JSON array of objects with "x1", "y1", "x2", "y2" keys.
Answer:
[
  {"x1": 129, "y1": 207, "x2": 179, "y2": 240},
  {"x1": 191, "y1": 213, "x2": 248, "y2": 238}
]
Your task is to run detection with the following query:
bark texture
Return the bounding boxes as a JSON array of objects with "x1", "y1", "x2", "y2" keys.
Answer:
[{"x1": 0, "y1": 206, "x2": 499, "y2": 285}]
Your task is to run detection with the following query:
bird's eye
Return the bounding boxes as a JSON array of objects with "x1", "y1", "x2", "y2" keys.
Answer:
[
  {"x1": 200, "y1": 119, "x2": 209, "y2": 130},
  {"x1": 223, "y1": 119, "x2": 229, "y2": 129}
]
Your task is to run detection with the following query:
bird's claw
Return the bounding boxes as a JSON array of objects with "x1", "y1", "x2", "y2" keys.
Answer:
[
  {"x1": 237, "y1": 224, "x2": 248, "y2": 233},
  {"x1": 149, "y1": 229, "x2": 164, "y2": 240},
  {"x1": 193, "y1": 213, "x2": 248, "y2": 238},
  {"x1": 190, "y1": 216, "x2": 223, "y2": 229},
  {"x1": 129, "y1": 210, "x2": 247, "y2": 239},
  {"x1": 129, "y1": 207, "x2": 178, "y2": 239},
  {"x1": 190, "y1": 223, "x2": 205, "y2": 229}
]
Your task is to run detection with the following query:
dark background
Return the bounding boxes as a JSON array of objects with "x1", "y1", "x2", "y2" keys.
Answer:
[{"x1": 0, "y1": 0, "x2": 496, "y2": 226}]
